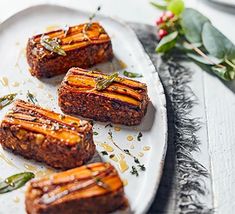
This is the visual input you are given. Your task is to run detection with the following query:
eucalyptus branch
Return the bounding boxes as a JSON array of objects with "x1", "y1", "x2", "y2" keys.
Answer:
[{"x1": 185, "y1": 41, "x2": 225, "y2": 69}]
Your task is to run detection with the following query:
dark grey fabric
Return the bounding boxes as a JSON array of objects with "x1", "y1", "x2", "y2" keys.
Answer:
[{"x1": 129, "y1": 23, "x2": 211, "y2": 214}]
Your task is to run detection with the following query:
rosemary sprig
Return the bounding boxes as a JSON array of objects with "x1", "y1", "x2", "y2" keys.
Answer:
[
  {"x1": 0, "y1": 172, "x2": 35, "y2": 194},
  {"x1": 26, "y1": 91, "x2": 38, "y2": 105},
  {"x1": 40, "y1": 35, "x2": 66, "y2": 56},
  {"x1": 0, "y1": 93, "x2": 17, "y2": 110},
  {"x1": 95, "y1": 72, "x2": 118, "y2": 91}
]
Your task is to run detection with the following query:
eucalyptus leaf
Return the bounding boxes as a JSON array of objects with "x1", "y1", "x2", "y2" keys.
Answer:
[
  {"x1": 156, "y1": 31, "x2": 178, "y2": 53},
  {"x1": 0, "y1": 172, "x2": 35, "y2": 194},
  {"x1": 167, "y1": 0, "x2": 185, "y2": 15},
  {"x1": 150, "y1": 2, "x2": 167, "y2": 10},
  {"x1": 187, "y1": 53, "x2": 223, "y2": 65},
  {"x1": 211, "y1": 66, "x2": 235, "y2": 81},
  {"x1": 202, "y1": 22, "x2": 235, "y2": 59},
  {"x1": 181, "y1": 8, "x2": 210, "y2": 43}
]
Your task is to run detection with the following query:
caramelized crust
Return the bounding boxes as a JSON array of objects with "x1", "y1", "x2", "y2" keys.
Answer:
[
  {"x1": 25, "y1": 162, "x2": 128, "y2": 214},
  {"x1": 0, "y1": 100, "x2": 95, "y2": 169},
  {"x1": 26, "y1": 23, "x2": 113, "y2": 78},
  {"x1": 58, "y1": 68, "x2": 149, "y2": 126}
]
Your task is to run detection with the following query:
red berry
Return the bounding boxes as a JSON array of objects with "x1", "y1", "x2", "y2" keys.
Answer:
[
  {"x1": 165, "y1": 11, "x2": 174, "y2": 19},
  {"x1": 162, "y1": 14, "x2": 168, "y2": 22},
  {"x1": 158, "y1": 29, "x2": 168, "y2": 39},
  {"x1": 156, "y1": 17, "x2": 163, "y2": 26}
]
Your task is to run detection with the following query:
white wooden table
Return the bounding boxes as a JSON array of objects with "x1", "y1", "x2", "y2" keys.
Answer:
[{"x1": 1, "y1": 0, "x2": 235, "y2": 213}]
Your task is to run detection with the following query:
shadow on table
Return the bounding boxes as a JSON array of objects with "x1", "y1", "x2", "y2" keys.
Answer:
[
  {"x1": 200, "y1": 0, "x2": 235, "y2": 14},
  {"x1": 148, "y1": 91, "x2": 176, "y2": 214}
]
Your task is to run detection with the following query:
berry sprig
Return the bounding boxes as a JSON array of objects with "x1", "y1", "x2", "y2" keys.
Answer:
[
  {"x1": 156, "y1": 11, "x2": 178, "y2": 39},
  {"x1": 151, "y1": 0, "x2": 235, "y2": 81}
]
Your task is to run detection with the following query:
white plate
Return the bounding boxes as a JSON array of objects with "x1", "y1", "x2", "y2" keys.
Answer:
[{"x1": 0, "y1": 4, "x2": 167, "y2": 214}]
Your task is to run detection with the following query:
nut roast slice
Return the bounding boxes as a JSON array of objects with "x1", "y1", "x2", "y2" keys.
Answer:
[
  {"x1": 0, "y1": 100, "x2": 95, "y2": 169},
  {"x1": 26, "y1": 22, "x2": 113, "y2": 78},
  {"x1": 25, "y1": 162, "x2": 128, "y2": 214},
  {"x1": 58, "y1": 68, "x2": 149, "y2": 126}
]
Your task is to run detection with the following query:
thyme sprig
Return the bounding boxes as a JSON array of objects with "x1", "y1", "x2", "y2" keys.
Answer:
[
  {"x1": 26, "y1": 90, "x2": 38, "y2": 105},
  {"x1": 85, "y1": 6, "x2": 101, "y2": 31},
  {"x1": 130, "y1": 166, "x2": 139, "y2": 177},
  {"x1": 82, "y1": 6, "x2": 101, "y2": 41},
  {"x1": 107, "y1": 130, "x2": 146, "y2": 176}
]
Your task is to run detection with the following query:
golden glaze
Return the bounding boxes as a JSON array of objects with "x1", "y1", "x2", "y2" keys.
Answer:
[
  {"x1": 64, "y1": 68, "x2": 147, "y2": 107},
  {"x1": 2, "y1": 100, "x2": 91, "y2": 144},
  {"x1": 32, "y1": 23, "x2": 110, "y2": 52},
  {"x1": 29, "y1": 163, "x2": 123, "y2": 204}
]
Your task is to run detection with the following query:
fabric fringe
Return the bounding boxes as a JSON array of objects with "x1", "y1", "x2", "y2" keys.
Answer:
[{"x1": 158, "y1": 58, "x2": 212, "y2": 214}]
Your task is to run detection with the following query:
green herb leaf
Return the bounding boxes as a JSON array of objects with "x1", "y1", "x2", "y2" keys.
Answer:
[
  {"x1": 130, "y1": 166, "x2": 139, "y2": 177},
  {"x1": 0, "y1": 172, "x2": 35, "y2": 194},
  {"x1": 124, "y1": 149, "x2": 131, "y2": 155},
  {"x1": 0, "y1": 93, "x2": 17, "y2": 110},
  {"x1": 100, "y1": 151, "x2": 108, "y2": 156},
  {"x1": 167, "y1": 0, "x2": 185, "y2": 15},
  {"x1": 105, "y1": 123, "x2": 113, "y2": 128},
  {"x1": 123, "y1": 71, "x2": 143, "y2": 78},
  {"x1": 40, "y1": 36, "x2": 66, "y2": 56},
  {"x1": 137, "y1": 132, "x2": 143, "y2": 141},
  {"x1": 181, "y1": 8, "x2": 210, "y2": 43},
  {"x1": 156, "y1": 31, "x2": 178, "y2": 53},
  {"x1": 150, "y1": 2, "x2": 167, "y2": 10},
  {"x1": 27, "y1": 91, "x2": 38, "y2": 105},
  {"x1": 134, "y1": 157, "x2": 140, "y2": 164},
  {"x1": 95, "y1": 72, "x2": 119, "y2": 91},
  {"x1": 202, "y1": 22, "x2": 235, "y2": 59},
  {"x1": 93, "y1": 131, "x2": 99, "y2": 135},
  {"x1": 138, "y1": 164, "x2": 146, "y2": 171}
]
